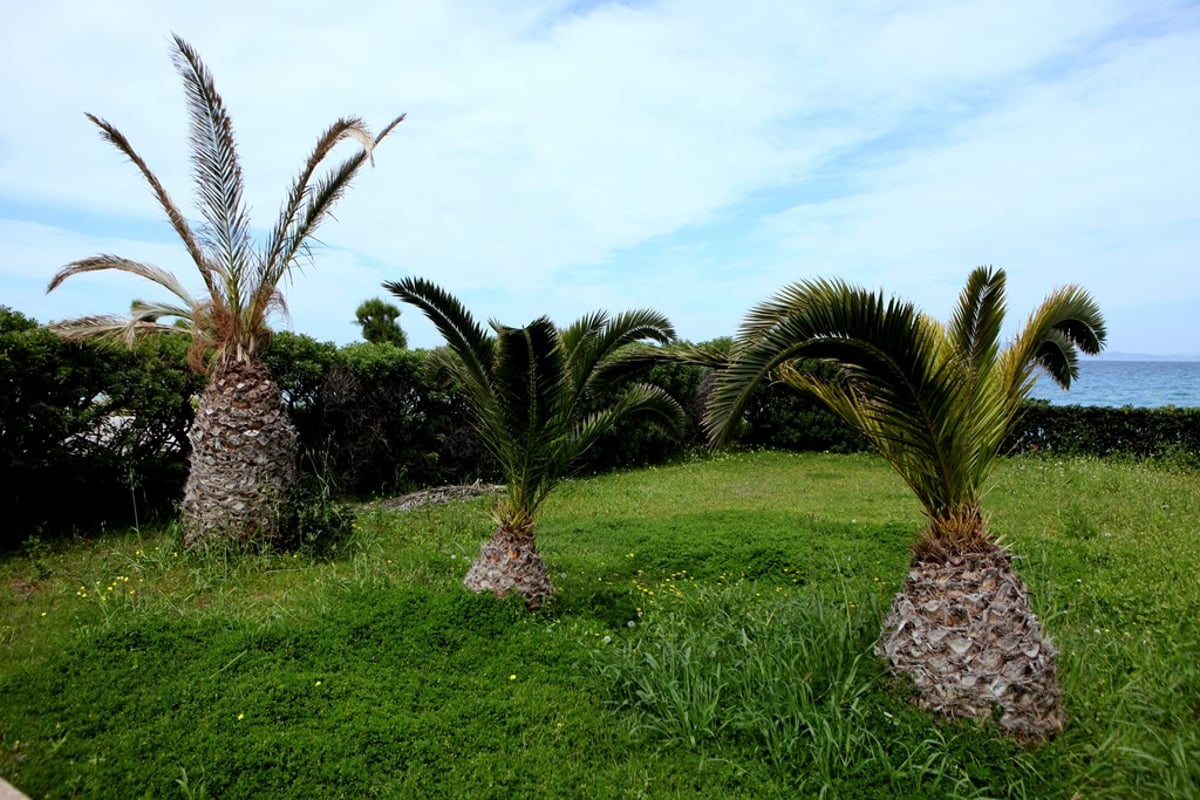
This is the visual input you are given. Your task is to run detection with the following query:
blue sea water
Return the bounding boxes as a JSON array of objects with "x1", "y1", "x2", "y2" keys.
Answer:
[{"x1": 1029, "y1": 360, "x2": 1200, "y2": 408}]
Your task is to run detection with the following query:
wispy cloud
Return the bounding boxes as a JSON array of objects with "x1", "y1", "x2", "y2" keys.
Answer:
[{"x1": 2, "y1": 0, "x2": 1196, "y2": 355}]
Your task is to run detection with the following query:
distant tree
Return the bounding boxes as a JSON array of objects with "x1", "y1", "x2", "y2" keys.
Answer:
[
  {"x1": 354, "y1": 297, "x2": 407, "y2": 347},
  {"x1": 46, "y1": 34, "x2": 404, "y2": 548}
]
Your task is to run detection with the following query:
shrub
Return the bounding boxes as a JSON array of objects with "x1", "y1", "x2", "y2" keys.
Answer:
[
  {"x1": 1005, "y1": 402, "x2": 1200, "y2": 461},
  {"x1": 267, "y1": 336, "x2": 493, "y2": 496},
  {"x1": 741, "y1": 379, "x2": 868, "y2": 454},
  {"x1": 0, "y1": 308, "x2": 201, "y2": 546},
  {"x1": 276, "y1": 474, "x2": 356, "y2": 558}
]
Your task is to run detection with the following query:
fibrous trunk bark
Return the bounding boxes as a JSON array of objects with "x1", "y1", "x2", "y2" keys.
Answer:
[
  {"x1": 182, "y1": 358, "x2": 299, "y2": 548},
  {"x1": 463, "y1": 525, "x2": 555, "y2": 609},
  {"x1": 876, "y1": 545, "x2": 1065, "y2": 739}
]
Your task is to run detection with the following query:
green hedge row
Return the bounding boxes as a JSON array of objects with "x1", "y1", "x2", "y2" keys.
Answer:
[
  {"x1": 265, "y1": 332, "x2": 491, "y2": 495},
  {"x1": 3, "y1": 307, "x2": 1195, "y2": 546},
  {"x1": 1, "y1": 308, "x2": 203, "y2": 543},
  {"x1": 1005, "y1": 402, "x2": 1200, "y2": 460}
]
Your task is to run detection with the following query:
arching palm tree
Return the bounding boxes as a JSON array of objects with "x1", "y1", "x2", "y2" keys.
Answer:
[
  {"x1": 385, "y1": 277, "x2": 686, "y2": 608},
  {"x1": 47, "y1": 34, "x2": 404, "y2": 548},
  {"x1": 705, "y1": 266, "x2": 1105, "y2": 738}
]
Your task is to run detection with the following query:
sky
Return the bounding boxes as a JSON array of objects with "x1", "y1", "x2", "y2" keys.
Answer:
[{"x1": 2, "y1": 0, "x2": 1197, "y2": 357}]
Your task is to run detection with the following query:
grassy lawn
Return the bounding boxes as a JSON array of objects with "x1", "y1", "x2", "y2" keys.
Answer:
[{"x1": 2, "y1": 451, "x2": 1198, "y2": 798}]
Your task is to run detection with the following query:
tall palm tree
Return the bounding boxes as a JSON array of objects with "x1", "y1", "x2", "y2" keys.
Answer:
[
  {"x1": 705, "y1": 266, "x2": 1105, "y2": 738},
  {"x1": 385, "y1": 277, "x2": 686, "y2": 608},
  {"x1": 46, "y1": 34, "x2": 404, "y2": 548}
]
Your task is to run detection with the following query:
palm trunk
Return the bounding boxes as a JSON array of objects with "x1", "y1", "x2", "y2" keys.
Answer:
[
  {"x1": 182, "y1": 357, "x2": 299, "y2": 548},
  {"x1": 875, "y1": 544, "x2": 1065, "y2": 739},
  {"x1": 463, "y1": 525, "x2": 555, "y2": 610}
]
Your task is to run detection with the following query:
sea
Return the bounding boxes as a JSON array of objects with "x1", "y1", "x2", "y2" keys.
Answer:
[{"x1": 1029, "y1": 360, "x2": 1200, "y2": 409}]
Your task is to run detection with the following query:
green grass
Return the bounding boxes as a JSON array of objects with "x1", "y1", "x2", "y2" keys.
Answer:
[{"x1": 2, "y1": 451, "x2": 1198, "y2": 798}]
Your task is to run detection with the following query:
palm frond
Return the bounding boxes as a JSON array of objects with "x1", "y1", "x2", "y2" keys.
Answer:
[
  {"x1": 567, "y1": 383, "x2": 686, "y2": 469},
  {"x1": 1002, "y1": 284, "x2": 1107, "y2": 395},
  {"x1": 706, "y1": 278, "x2": 870, "y2": 446},
  {"x1": 384, "y1": 277, "x2": 495, "y2": 398},
  {"x1": 261, "y1": 116, "x2": 370, "y2": 273},
  {"x1": 570, "y1": 308, "x2": 676, "y2": 400},
  {"x1": 948, "y1": 265, "x2": 1005, "y2": 379},
  {"x1": 492, "y1": 317, "x2": 567, "y2": 444},
  {"x1": 80, "y1": 113, "x2": 216, "y2": 296},
  {"x1": 170, "y1": 35, "x2": 253, "y2": 310},
  {"x1": 669, "y1": 341, "x2": 731, "y2": 370},
  {"x1": 586, "y1": 343, "x2": 677, "y2": 400},
  {"x1": 48, "y1": 255, "x2": 195, "y2": 307},
  {"x1": 711, "y1": 279, "x2": 980, "y2": 522},
  {"x1": 560, "y1": 310, "x2": 609, "y2": 380},
  {"x1": 130, "y1": 299, "x2": 195, "y2": 326},
  {"x1": 259, "y1": 113, "x2": 405, "y2": 306},
  {"x1": 50, "y1": 314, "x2": 184, "y2": 347}
]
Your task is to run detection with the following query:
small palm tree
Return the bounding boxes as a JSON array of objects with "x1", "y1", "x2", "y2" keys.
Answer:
[
  {"x1": 385, "y1": 277, "x2": 685, "y2": 608},
  {"x1": 705, "y1": 266, "x2": 1106, "y2": 738},
  {"x1": 47, "y1": 34, "x2": 404, "y2": 547}
]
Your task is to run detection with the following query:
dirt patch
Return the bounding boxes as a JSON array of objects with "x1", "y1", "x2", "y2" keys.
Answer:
[
  {"x1": 8, "y1": 579, "x2": 40, "y2": 601},
  {"x1": 371, "y1": 483, "x2": 503, "y2": 512}
]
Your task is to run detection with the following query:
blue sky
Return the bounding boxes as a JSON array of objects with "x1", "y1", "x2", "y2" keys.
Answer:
[{"x1": 2, "y1": 0, "x2": 1197, "y2": 356}]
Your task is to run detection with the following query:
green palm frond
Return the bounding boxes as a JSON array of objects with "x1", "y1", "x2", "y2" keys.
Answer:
[
  {"x1": 586, "y1": 343, "x2": 676, "y2": 400},
  {"x1": 1003, "y1": 284, "x2": 1107, "y2": 395},
  {"x1": 389, "y1": 279, "x2": 683, "y2": 525},
  {"x1": 383, "y1": 277, "x2": 495, "y2": 396},
  {"x1": 492, "y1": 318, "x2": 567, "y2": 453},
  {"x1": 707, "y1": 278, "x2": 931, "y2": 447},
  {"x1": 569, "y1": 383, "x2": 687, "y2": 467},
  {"x1": 948, "y1": 266, "x2": 1005, "y2": 380},
  {"x1": 747, "y1": 295, "x2": 970, "y2": 518},
  {"x1": 561, "y1": 310, "x2": 610, "y2": 398},
  {"x1": 569, "y1": 309, "x2": 676, "y2": 400},
  {"x1": 668, "y1": 340, "x2": 731, "y2": 370},
  {"x1": 709, "y1": 267, "x2": 1106, "y2": 553}
]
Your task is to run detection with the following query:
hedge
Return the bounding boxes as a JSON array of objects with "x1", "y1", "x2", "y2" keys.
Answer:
[
  {"x1": 1, "y1": 307, "x2": 202, "y2": 547},
  {"x1": 267, "y1": 334, "x2": 492, "y2": 496},
  {"x1": 1005, "y1": 402, "x2": 1200, "y2": 461},
  {"x1": 4, "y1": 311, "x2": 1196, "y2": 546}
]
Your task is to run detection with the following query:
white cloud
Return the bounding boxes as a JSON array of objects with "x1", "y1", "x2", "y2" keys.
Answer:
[{"x1": 1, "y1": 0, "x2": 1196, "y2": 355}]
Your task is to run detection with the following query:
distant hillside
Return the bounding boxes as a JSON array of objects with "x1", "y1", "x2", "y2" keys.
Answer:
[{"x1": 1096, "y1": 352, "x2": 1200, "y2": 362}]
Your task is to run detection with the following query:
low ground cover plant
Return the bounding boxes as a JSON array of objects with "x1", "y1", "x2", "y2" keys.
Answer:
[{"x1": 1, "y1": 451, "x2": 1197, "y2": 798}]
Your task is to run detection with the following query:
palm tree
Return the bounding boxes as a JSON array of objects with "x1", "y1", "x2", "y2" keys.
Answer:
[
  {"x1": 384, "y1": 277, "x2": 686, "y2": 608},
  {"x1": 46, "y1": 35, "x2": 404, "y2": 548},
  {"x1": 354, "y1": 297, "x2": 407, "y2": 346},
  {"x1": 705, "y1": 266, "x2": 1105, "y2": 738}
]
